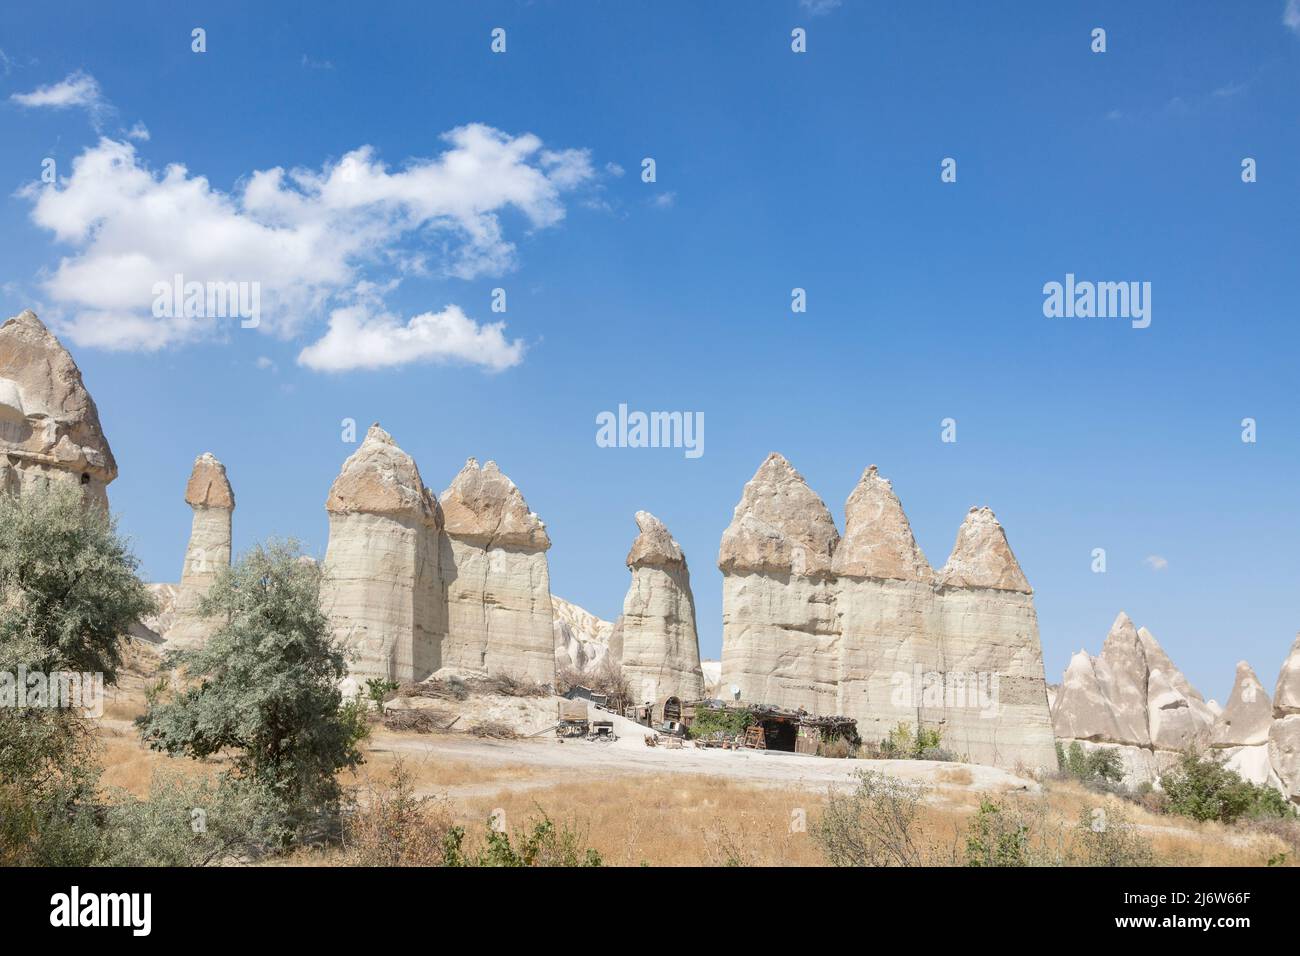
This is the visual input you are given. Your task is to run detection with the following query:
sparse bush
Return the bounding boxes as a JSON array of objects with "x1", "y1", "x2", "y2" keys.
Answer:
[
  {"x1": 452, "y1": 812, "x2": 602, "y2": 867},
  {"x1": 557, "y1": 658, "x2": 633, "y2": 712},
  {"x1": 342, "y1": 761, "x2": 459, "y2": 866},
  {"x1": 864, "y1": 722, "x2": 952, "y2": 760},
  {"x1": 365, "y1": 678, "x2": 399, "y2": 710},
  {"x1": 1073, "y1": 807, "x2": 1154, "y2": 866},
  {"x1": 382, "y1": 709, "x2": 447, "y2": 734},
  {"x1": 964, "y1": 798, "x2": 1031, "y2": 867},
  {"x1": 1057, "y1": 741, "x2": 1126, "y2": 788},
  {"x1": 814, "y1": 770, "x2": 927, "y2": 867}
]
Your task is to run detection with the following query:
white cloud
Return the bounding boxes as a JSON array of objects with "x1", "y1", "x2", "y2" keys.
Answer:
[
  {"x1": 1286, "y1": 0, "x2": 1300, "y2": 34},
  {"x1": 800, "y1": 0, "x2": 843, "y2": 15},
  {"x1": 652, "y1": 190, "x2": 677, "y2": 208},
  {"x1": 1143, "y1": 555, "x2": 1169, "y2": 572},
  {"x1": 21, "y1": 124, "x2": 593, "y2": 357},
  {"x1": 255, "y1": 355, "x2": 277, "y2": 372},
  {"x1": 297, "y1": 303, "x2": 523, "y2": 372},
  {"x1": 125, "y1": 121, "x2": 150, "y2": 141},
  {"x1": 10, "y1": 70, "x2": 111, "y2": 127}
]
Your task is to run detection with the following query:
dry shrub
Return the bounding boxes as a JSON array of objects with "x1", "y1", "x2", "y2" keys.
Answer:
[
  {"x1": 399, "y1": 678, "x2": 469, "y2": 702},
  {"x1": 937, "y1": 767, "x2": 974, "y2": 786},
  {"x1": 470, "y1": 720, "x2": 518, "y2": 739},
  {"x1": 343, "y1": 760, "x2": 457, "y2": 866},
  {"x1": 556, "y1": 658, "x2": 633, "y2": 711},
  {"x1": 382, "y1": 709, "x2": 448, "y2": 734},
  {"x1": 469, "y1": 674, "x2": 551, "y2": 698}
]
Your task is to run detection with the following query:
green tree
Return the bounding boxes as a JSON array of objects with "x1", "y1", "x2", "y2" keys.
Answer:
[
  {"x1": 0, "y1": 485, "x2": 155, "y2": 865},
  {"x1": 136, "y1": 540, "x2": 367, "y2": 847},
  {"x1": 1160, "y1": 752, "x2": 1294, "y2": 824}
]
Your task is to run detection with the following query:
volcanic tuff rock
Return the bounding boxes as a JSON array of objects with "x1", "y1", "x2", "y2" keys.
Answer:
[
  {"x1": 719, "y1": 455, "x2": 1057, "y2": 770},
  {"x1": 1271, "y1": 636, "x2": 1300, "y2": 802},
  {"x1": 1050, "y1": 612, "x2": 1217, "y2": 784},
  {"x1": 1212, "y1": 662, "x2": 1273, "y2": 749},
  {"x1": 320, "y1": 425, "x2": 443, "y2": 681},
  {"x1": 165, "y1": 453, "x2": 236, "y2": 649},
  {"x1": 552, "y1": 596, "x2": 615, "y2": 672},
  {"x1": 438, "y1": 458, "x2": 553, "y2": 684},
  {"x1": 0, "y1": 310, "x2": 116, "y2": 508},
  {"x1": 619, "y1": 511, "x2": 704, "y2": 703},
  {"x1": 719, "y1": 454, "x2": 841, "y2": 715},
  {"x1": 1212, "y1": 662, "x2": 1282, "y2": 790}
]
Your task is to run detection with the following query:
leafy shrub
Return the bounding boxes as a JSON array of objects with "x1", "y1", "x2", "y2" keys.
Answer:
[
  {"x1": 137, "y1": 540, "x2": 367, "y2": 848},
  {"x1": 688, "y1": 706, "x2": 753, "y2": 740},
  {"x1": 964, "y1": 798, "x2": 1031, "y2": 867},
  {"x1": 1160, "y1": 752, "x2": 1295, "y2": 824},
  {"x1": 1057, "y1": 741, "x2": 1125, "y2": 787}
]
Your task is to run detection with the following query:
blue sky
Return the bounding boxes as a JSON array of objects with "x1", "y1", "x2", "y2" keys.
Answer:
[{"x1": 2, "y1": 1, "x2": 1298, "y2": 702}]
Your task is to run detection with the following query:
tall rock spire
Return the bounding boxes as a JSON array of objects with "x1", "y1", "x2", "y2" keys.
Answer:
[
  {"x1": 166, "y1": 453, "x2": 236, "y2": 649},
  {"x1": 619, "y1": 511, "x2": 704, "y2": 703},
  {"x1": 718, "y1": 453, "x2": 840, "y2": 714},
  {"x1": 438, "y1": 457, "x2": 554, "y2": 684},
  {"x1": 321, "y1": 424, "x2": 443, "y2": 681}
]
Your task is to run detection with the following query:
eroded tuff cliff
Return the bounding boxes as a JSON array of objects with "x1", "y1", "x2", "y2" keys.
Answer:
[
  {"x1": 166, "y1": 453, "x2": 235, "y2": 649},
  {"x1": 719, "y1": 456, "x2": 1057, "y2": 771},
  {"x1": 0, "y1": 310, "x2": 116, "y2": 508},
  {"x1": 620, "y1": 511, "x2": 704, "y2": 703}
]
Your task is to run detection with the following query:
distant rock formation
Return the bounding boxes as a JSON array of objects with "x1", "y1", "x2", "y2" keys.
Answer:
[
  {"x1": 166, "y1": 453, "x2": 236, "y2": 649},
  {"x1": 619, "y1": 511, "x2": 704, "y2": 703},
  {"x1": 0, "y1": 310, "x2": 116, "y2": 508},
  {"x1": 1270, "y1": 635, "x2": 1300, "y2": 804},
  {"x1": 438, "y1": 458, "x2": 553, "y2": 684},
  {"x1": 1051, "y1": 612, "x2": 1218, "y2": 784},
  {"x1": 552, "y1": 596, "x2": 615, "y2": 672},
  {"x1": 1211, "y1": 662, "x2": 1281, "y2": 789},
  {"x1": 718, "y1": 453, "x2": 841, "y2": 716},
  {"x1": 320, "y1": 425, "x2": 443, "y2": 682},
  {"x1": 719, "y1": 455, "x2": 1057, "y2": 771}
]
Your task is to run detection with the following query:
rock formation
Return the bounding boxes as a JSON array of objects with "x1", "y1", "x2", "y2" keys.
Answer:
[
  {"x1": 718, "y1": 453, "x2": 841, "y2": 715},
  {"x1": 931, "y1": 507, "x2": 1057, "y2": 769},
  {"x1": 1270, "y1": 635, "x2": 1300, "y2": 803},
  {"x1": 552, "y1": 596, "x2": 615, "y2": 672},
  {"x1": 719, "y1": 455, "x2": 1057, "y2": 771},
  {"x1": 165, "y1": 453, "x2": 236, "y2": 649},
  {"x1": 0, "y1": 310, "x2": 116, "y2": 508},
  {"x1": 320, "y1": 425, "x2": 443, "y2": 682},
  {"x1": 1051, "y1": 612, "x2": 1217, "y2": 784},
  {"x1": 1211, "y1": 662, "x2": 1280, "y2": 788},
  {"x1": 619, "y1": 511, "x2": 704, "y2": 703},
  {"x1": 438, "y1": 458, "x2": 553, "y2": 684}
]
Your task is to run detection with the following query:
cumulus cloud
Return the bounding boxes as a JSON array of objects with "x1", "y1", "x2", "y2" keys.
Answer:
[
  {"x1": 10, "y1": 70, "x2": 112, "y2": 127},
  {"x1": 298, "y1": 303, "x2": 524, "y2": 372},
  {"x1": 21, "y1": 124, "x2": 593, "y2": 362},
  {"x1": 1143, "y1": 555, "x2": 1169, "y2": 572}
]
